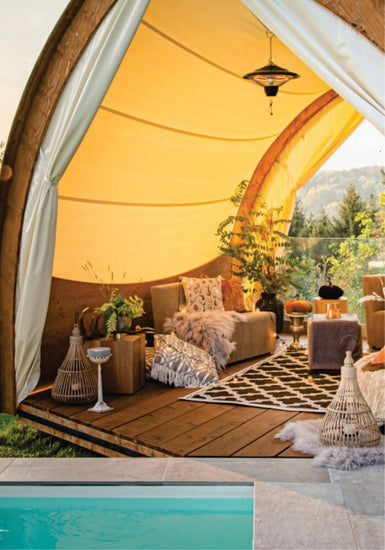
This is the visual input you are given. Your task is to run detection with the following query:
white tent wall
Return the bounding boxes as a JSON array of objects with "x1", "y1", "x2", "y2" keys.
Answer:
[{"x1": 14, "y1": 0, "x2": 151, "y2": 404}]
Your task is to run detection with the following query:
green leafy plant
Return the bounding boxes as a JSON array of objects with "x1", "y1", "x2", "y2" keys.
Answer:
[
  {"x1": 96, "y1": 288, "x2": 145, "y2": 339},
  {"x1": 216, "y1": 180, "x2": 303, "y2": 295}
]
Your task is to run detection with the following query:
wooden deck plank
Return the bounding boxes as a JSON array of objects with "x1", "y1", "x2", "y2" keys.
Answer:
[
  {"x1": 115, "y1": 400, "x2": 205, "y2": 438},
  {"x1": 82, "y1": 387, "x2": 194, "y2": 430},
  {"x1": 27, "y1": 390, "x2": 143, "y2": 417},
  {"x1": 19, "y1": 403, "x2": 171, "y2": 457},
  {"x1": 19, "y1": 416, "x2": 127, "y2": 457},
  {"x1": 134, "y1": 404, "x2": 234, "y2": 449},
  {"x1": 159, "y1": 406, "x2": 263, "y2": 456},
  {"x1": 187, "y1": 408, "x2": 272, "y2": 456},
  {"x1": 232, "y1": 410, "x2": 305, "y2": 457}
]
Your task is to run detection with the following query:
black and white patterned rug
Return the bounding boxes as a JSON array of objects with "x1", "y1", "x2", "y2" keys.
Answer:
[{"x1": 181, "y1": 348, "x2": 340, "y2": 413}]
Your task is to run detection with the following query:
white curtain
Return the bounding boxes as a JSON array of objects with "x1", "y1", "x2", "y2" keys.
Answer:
[
  {"x1": 241, "y1": 0, "x2": 385, "y2": 134},
  {"x1": 15, "y1": 0, "x2": 150, "y2": 403}
]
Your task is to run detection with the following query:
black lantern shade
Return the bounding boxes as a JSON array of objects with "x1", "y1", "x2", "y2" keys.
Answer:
[
  {"x1": 243, "y1": 62, "x2": 299, "y2": 96},
  {"x1": 243, "y1": 30, "x2": 300, "y2": 114}
]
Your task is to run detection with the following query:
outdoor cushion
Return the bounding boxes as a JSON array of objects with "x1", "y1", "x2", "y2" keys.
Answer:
[
  {"x1": 221, "y1": 278, "x2": 246, "y2": 312},
  {"x1": 180, "y1": 276, "x2": 224, "y2": 313},
  {"x1": 151, "y1": 334, "x2": 218, "y2": 388}
]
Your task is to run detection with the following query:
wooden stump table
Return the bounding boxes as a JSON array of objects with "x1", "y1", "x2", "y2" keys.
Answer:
[{"x1": 83, "y1": 334, "x2": 145, "y2": 394}]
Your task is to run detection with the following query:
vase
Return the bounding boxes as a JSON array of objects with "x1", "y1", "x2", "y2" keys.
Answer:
[
  {"x1": 255, "y1": 292, "x2": 284, "y2": 334},
  {"x1": 115, "y1": 316, "x2": 132, "y2": 338}
]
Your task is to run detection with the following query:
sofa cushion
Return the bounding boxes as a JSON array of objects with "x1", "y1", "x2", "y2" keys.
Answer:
[
  {"x1": 221, "y1": 278, "x2": 246, "y2": 312},
  {"x1": 180, "y1": 276, "x2": 224, "y2": 313}
]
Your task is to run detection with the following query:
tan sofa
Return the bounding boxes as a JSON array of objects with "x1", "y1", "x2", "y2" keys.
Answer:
[
  {"x1": 151, "y1": 282, "x2": 276, "y2": 364},
  {"x1": 362, "y1": 274, "x2": 385, "y2": 350}
]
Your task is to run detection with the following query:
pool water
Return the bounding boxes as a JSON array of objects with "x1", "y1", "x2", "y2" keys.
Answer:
[{"x1": 0, "y1": 484, "x2": 253, "y2": 550}]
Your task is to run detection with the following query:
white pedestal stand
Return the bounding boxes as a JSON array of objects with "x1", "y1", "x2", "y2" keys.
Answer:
[{"x1": 87, "y1": 347, "x2": 113, "y2": 412}]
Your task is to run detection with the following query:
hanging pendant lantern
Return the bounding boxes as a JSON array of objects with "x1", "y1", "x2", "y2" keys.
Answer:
[
  {"x1": 319, "y1": 351, "x2": 381, "y2": 448},
  {"x1": 243, "y1": 31, "x2": 299, "y2": 115}
]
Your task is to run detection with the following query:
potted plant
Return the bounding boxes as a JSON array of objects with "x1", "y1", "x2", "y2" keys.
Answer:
[
  {"x1": 80, "y1": 262, "x2": 145, "y2": 339},
  {"x1": 96, "y1": 288, "x2": 145, "y2": 339},
  {"x1": 216, "y1": 180, "x2": 302, "y2": 332}
]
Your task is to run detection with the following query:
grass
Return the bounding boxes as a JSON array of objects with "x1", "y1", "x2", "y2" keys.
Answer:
[{"x1": 0, "y1": 413, "x2": 98, "y2": 457}]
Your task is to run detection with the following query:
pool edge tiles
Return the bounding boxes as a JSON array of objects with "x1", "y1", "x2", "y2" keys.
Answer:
[{"x1": 0, "y1": 482, "x2": 254, "y2": 499}]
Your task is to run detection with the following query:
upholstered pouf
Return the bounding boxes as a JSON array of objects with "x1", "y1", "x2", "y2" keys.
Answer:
[
  {"x1": 307, "y1": 314, "x2": 362, "y2": 371},
  {"x1": 356, "y1": 353, "x2": 385, "y2": 426}
]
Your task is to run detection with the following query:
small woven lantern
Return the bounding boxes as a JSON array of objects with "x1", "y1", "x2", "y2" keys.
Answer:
[
  {"x1": 52, "y1": 324, "x2": 98, "y2": 404},
  {"x1": 319, "y1": 351, "x2": 381, "y2": 447}
]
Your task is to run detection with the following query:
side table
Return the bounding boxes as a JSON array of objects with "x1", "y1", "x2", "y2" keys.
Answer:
[
  {"x1": 313, "y1": 297, "x2": 348, "y2": 314},
  {"x1": 307, "y1": 314, "x2": 362, "y2": 372},
  {"x1": 83, "y1": 333, "x2": 145, "y2": 394}
]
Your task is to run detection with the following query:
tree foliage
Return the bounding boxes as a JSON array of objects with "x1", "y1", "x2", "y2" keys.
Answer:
[
  {"x1": 332, "y1": 185, "x2": 366, "y2": 237},
  {"x1": 217, "y1": 181, "x2": 303, "y2": 295},
  {"x1": 287, "y1": 174, "x2": 385, "y2": 320}
]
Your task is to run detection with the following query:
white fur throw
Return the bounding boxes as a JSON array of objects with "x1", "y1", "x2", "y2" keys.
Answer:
[
  {"x1": 164, "y1": 310, "x2": 246, "y2": 372},
  {"x1": 276, "y1": 418, "x2": 385, "y2": 470}
]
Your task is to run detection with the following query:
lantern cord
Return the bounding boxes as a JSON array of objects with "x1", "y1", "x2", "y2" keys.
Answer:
[
  {"x1": 266, "y1": 30, "x2": 274, "y2": 64},
  {"x1": 268, "y1": 99, "x2": 274, "y2": 116}
]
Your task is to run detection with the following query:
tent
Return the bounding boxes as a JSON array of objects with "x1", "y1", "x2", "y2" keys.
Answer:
[{"x1": 0, "y1": 0, "x2": 384, "y2": 414}]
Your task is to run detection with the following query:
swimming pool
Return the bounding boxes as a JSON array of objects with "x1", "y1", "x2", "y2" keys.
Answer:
[{"x1": 0, "y1": 483, "x2": 254, "y2": 550}]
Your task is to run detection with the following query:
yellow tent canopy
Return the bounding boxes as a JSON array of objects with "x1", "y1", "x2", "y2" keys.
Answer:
[{"x1": 56, "y1": 0, "x2": 359, "y2": 283}]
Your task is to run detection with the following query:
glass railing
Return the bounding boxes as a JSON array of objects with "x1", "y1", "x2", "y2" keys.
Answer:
[{"x1": 284, "y1": 237, "x2": 385, "y2": 323}]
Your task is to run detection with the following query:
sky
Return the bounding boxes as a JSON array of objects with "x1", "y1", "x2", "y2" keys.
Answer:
[{"x1": 0, "y1": 0, "x2": 384, "y2": 172}]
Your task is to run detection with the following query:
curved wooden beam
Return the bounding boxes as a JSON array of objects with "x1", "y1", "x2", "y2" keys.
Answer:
[
  {"x1": 0, "y1": 0, "x2": 117, "y2": 413},
  {"x1": 235, "y1": 90, "x2": 339, "y2": 223},
  {"x1": 228, "y1": 90, "x2": 340, "y2": 283}
]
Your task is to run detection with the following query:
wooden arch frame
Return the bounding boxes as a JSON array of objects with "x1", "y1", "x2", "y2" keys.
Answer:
[
  {"x1": 0, "y1": 0, "x2": 118, "y2": 413},
  {"x1": 0, "y1": 0, "x2": 381, "y2": 413},
  {"x1": 235, "y1": 90, "x2": 339, "y2": 224}
]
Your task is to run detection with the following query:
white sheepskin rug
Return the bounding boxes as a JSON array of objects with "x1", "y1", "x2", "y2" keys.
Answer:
[
  {"x1": 276, "y1": 418, "x2": 385, "y2": 470},
  {"x1": 164, "y1": 310, "x2": 245, "y2": 372}
]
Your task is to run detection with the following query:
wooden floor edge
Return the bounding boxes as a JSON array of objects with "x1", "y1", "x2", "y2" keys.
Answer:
[{"x1": 18, "y1": 408, "x2": 173, "y2": 458}]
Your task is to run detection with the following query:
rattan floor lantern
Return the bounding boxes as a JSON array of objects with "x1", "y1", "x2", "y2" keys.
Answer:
[
  {"x1": 319, "y1": 351, "x2": 381, "y2": 447},
  {"x1": 51, "y1": 324, "x2": 98, "y2": 404}
]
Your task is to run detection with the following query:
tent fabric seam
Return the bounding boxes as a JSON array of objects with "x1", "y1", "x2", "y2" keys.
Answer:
[
  {"x1": 99, "y1": 105, "x2": 280, "y2": 141},
  {"x1": 58, "y1": 195, "x2": 231, "y2": 207},
  {"x1": 141, "y1": 19, "x2": 328, "y2": 97}
]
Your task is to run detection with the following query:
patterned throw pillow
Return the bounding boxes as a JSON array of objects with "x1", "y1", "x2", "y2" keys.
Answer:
[
  {"x1": 180, "y1": 276, "x2": 224, "y2": 312},
  {"x1": 151, "y1": 334, "x2": 218, "y2": 387},
  {"x1": 221, "y1": 278, "x2": 246, "y2": 312}
]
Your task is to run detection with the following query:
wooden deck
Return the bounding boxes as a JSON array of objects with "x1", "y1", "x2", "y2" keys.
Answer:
[{"x1": 19, "y1": 357, "x2": 320, "y2": 458}]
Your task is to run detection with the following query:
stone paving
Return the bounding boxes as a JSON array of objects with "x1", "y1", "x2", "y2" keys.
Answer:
[{"x1": 0, "y1": 457, "x2": 383, "y2": 549}]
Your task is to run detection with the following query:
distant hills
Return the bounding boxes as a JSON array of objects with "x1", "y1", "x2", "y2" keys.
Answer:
[{"x1": 297, "y1": 166, "x2": 384, "y2": 217}]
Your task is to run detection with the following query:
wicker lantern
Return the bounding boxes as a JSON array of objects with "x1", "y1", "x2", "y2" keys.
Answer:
[
  {"x1": 319, "y1": 351, "x2": 381, "y2": 447},
  {"x1": 51, "y1": 324, "x2": 98, "y2": 404}
]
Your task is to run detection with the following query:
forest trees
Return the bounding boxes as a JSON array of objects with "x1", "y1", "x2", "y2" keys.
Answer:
[
  {"x1": 289, "y1": 184, "x2": 370, "y2": 238},
  {"x1": 288, "y1": 182, "x2": 385, "y2": 319}
]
